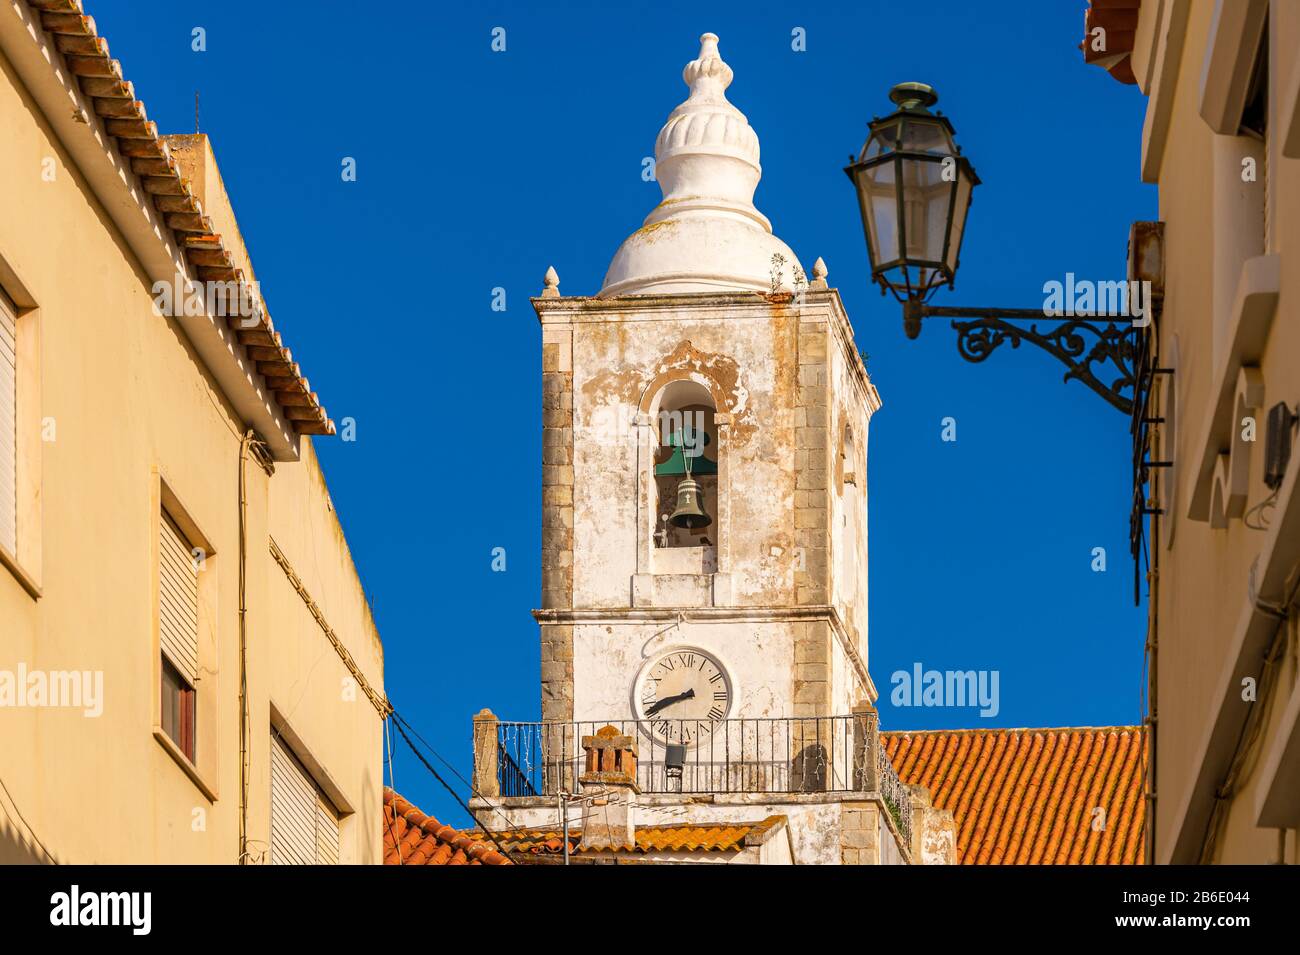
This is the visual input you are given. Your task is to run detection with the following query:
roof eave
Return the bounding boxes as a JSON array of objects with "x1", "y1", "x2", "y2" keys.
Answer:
[{"x1": 1, "y1": 1, "x2": 333, "y2": 459}]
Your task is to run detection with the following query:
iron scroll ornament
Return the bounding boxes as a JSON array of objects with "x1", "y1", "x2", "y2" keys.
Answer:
[{"x1": 902, "y1": 300, "x2": 1140, "y2": 415}]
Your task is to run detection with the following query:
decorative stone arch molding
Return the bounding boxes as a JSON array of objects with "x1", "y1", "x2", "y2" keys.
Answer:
[
  {"x1": 632, "y1": 341, "x2": 741, "y2": 608},
  {"x1": 636, "y1": 340, "x2": 748, "y2": 419}
]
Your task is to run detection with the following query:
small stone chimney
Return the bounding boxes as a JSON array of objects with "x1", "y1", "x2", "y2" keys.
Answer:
[{"x1": 578, "y1": 726, "x2": 640, "y2": 851}]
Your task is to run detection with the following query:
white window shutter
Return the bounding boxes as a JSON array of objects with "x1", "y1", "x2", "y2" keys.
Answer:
[
  {"x1": 158, "y1": 513, "x2": 199, "y2": 684},
  {"x1": 315, "y1": 799, "x2": 340, "y2": 865},
  {"x1": 271, "y1": 734, "x2": 340, "y2": 865},
  {"x1": 0, "y1": 291, "x2": 16, "y2": 557}
]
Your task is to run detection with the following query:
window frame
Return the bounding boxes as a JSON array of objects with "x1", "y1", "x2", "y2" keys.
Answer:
[
  {"x1": 0, "y1": 271, "x2": 42, "y2": 599},
  {"x1": 0, "y1": 287, "x2": 17, "y2": 560},
  {"x1": 151, "y1": 473, "x2": 218, "y2": 801},
  {"x1": 160, "y1": 654, "x2": 197, "y2": 762},
  {"x1": 269, "y1": 729, "x2": 342, "y2": 865}
]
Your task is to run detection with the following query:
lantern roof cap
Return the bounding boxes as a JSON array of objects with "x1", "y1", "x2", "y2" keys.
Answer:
[
  {"x1": 888, "y1": 82, "x2": 939, "y2": 112},
  {"x1": 600, "y1": 33, "x2": 801, "y2": 297}
]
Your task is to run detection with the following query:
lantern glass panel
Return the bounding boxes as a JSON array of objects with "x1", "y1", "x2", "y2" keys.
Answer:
[
  {"x1": 898, "y1": 154, "x2": 950, "y2": 266},
  {"x1": 898, "y1": 118, "x2": 955, "y2": 155},
  {"x1": 851, "y1": 158, "x2": 898, "y2": 266},
  {"x1": 946, "y1": 165, "x2": 974, "y2": 275},
  {"x1": 862, "y1": 120, "x2": 899, "y2": 161}
]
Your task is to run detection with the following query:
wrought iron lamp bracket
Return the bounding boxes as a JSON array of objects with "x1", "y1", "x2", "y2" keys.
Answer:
[{"x1": 902, "y1": 299, "x2": 1140, "y2": 415}]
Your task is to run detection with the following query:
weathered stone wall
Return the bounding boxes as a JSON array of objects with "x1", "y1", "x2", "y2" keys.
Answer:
[
  {"x1": 562, "y1": 296, "x2": 799, "y2": 610},
  {"x1": 533, "y1": 291, "x2": 879, "y2": 726},
  {"x1": 794, "y1": 318, "x2": 830, "y2": 612},
  {"x1": 793, "y1": 619, "x2": 832, "y2": 718},
  {"x1": 839, "y1": 801, "x2": 881, "y2": 864},
  {"x1": 540, "y1": 334, "x2": 575, "y2": 720},
  {"x1": 826, "y1": 316, "x2": 876, "y2": 667}
]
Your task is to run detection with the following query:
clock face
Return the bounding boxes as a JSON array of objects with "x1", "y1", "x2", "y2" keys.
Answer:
[{"x1": 634, "y1": 648, "x2": 733, "y2": 746}]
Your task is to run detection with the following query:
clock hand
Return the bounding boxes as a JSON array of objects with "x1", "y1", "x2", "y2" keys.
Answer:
[
  {"x1": 644, "y1": 687, "x2": 696, "y2": 717},
  {"x1": 644, "y1": 693, "x2": 683, "y2": 717}
]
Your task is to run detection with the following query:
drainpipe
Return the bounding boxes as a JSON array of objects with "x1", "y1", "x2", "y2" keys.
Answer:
[
  {"x1": 1145, "y1": 502, "x2": 1159, "y2": 866},
  {"x1": 238, "y1": 431, "x2": 274, "y2": 863}
]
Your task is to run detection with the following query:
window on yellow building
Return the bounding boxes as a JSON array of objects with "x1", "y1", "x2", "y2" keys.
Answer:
[
  {"x1": 0, "y1": 289, "x2": 16, "y2": 558},
  {"x1": 270, "y1": 733, "x2": 340, "y2": 864},
  {"x1": 159, "y1": 510, "x2": 199, "y2": 761},
  {"x1": 160, "y1": 656, "x2": 195, "y2": 761}
]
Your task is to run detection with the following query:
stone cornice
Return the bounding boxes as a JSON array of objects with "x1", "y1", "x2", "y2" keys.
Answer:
[{"x1": 532, "y1": 288, "x2": 880, "y2": 414}]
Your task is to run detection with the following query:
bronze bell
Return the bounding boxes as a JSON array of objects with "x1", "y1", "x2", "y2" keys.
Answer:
[{"x1": 669, "y1": 477, "x2": 711, "y2": 529}]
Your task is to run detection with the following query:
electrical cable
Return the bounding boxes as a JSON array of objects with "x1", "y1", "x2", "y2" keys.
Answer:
[
  {"x1": 388, "y1": 715, "x2": 515, "y2": 859},
  {"x1": 1244, "y1": 488, "x2": 1279, "y2": 531},
  {"x1": 389, "y1": 709, "x2": 532, "y2": 839}
]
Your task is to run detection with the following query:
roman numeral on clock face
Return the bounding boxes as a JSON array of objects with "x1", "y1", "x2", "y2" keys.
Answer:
[{"x1": 708, "y1": 706, "x2": 725, "y2": 720}]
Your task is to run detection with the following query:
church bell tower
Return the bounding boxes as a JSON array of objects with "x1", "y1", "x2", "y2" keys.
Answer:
[{"x1": 532, "y1": 32, "x2": 881, "y2": 766}]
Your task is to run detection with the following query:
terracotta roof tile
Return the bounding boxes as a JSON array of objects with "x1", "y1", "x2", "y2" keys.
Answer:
[
  {"x1": 382, "y1": 788, "x2": 511, "y2": 866},
  {"x1": 883, "y1": 727, "x2": 1147, "y2": 865},
  {"x1": 492, "y1": 815, "x2": 786, "y2": 859}
]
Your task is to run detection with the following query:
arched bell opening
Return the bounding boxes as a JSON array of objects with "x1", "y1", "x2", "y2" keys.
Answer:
[{"x1": 649, "y1": 379, "x2": 719, "y2": 556}]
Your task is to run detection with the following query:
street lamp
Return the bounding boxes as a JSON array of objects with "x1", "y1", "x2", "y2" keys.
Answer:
[
  {"x1": 844, "y1": 82, "x2": 978, "y2": 322},
  {"x1": 845, "y1": 82, "x2": 1141, "y2": 415}
]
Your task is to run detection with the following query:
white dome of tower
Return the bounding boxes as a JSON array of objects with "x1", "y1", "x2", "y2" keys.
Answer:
[{"x1": 600, "y1": 33, "x2": 803, "y2": 297}]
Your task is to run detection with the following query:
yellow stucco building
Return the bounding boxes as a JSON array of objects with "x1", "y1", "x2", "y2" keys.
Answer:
[
  {"x1": 0, "y1": 1, "x2": 386, "y2": 863},
  {"x1": 1085, "y1": 0, "x2": 1300, "y2": 863}
]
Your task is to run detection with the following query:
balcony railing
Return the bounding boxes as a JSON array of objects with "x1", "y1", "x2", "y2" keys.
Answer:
[{"x1": 489, "y1": 715, "x2": 911, "y2": 845}]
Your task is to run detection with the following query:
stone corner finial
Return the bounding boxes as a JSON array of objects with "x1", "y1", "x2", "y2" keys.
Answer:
[
  {"x1": 810, "y1": 256, "x2": 829, "y2": 289},
  {"x1": 541, "y1": 265, "x2": 560, "y2": 298}
]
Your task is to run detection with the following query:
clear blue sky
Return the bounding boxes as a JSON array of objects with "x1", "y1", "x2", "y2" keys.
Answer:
[{"x1": 90, "y1": 1, "x2": 1154, "y2": 826}]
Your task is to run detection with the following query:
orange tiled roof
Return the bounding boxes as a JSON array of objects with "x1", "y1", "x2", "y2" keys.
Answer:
[
  {"x1": 883, "y1": 726, "x2": 1147, "y2": 864},
  {"x1": 1080, "y1": 0, "x2": 1142, "y2": 85},
  {"x1": 383, "y1": 788, "x2": 511, "y2": 866},
  {"x1": 492, "y1": 816, "x2": 787, "y2": 860}
]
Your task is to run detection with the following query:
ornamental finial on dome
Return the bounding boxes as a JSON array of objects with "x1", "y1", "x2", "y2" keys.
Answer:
[
  {"x1": 599, "y1": 33, "x2": 802, "y2": 297},
  {"x1": 651, "y1": 33, "x2": 761, "y2": 196},
  {"x1": 682, "y1": 33, "x2": 733, "y2": 103}
]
